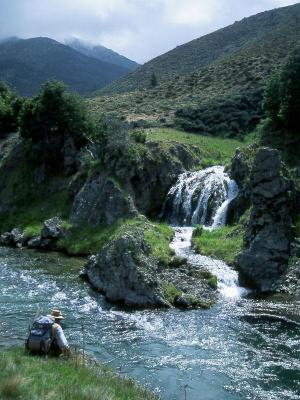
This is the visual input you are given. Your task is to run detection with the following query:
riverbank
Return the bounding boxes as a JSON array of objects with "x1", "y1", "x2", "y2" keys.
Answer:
[{"x1": 0, "y1": 348, "x2": 158, "y2": 400}]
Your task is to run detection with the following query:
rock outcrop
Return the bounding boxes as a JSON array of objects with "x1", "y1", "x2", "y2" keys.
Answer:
[
  {"x1": 83, "y1": 228, "x2": 217, "y2": 309},
  {"x1": 70, "y1": 174, "x2": 138, "y2": 227},
  {"x1": 237, "y1": 147, "x2": 299, "y2": 291},
  {"x1": 84, "y1": 229, "x2": 167, "y2": 307}
]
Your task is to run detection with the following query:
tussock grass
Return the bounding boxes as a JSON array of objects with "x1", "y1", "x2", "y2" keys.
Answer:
[{"x1": 0, "y1": 348, "x2": 158, "y2": 400}]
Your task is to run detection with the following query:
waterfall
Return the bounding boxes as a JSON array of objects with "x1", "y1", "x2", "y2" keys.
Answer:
[
  {"x1": 165, "y1": 166, "x2": 247, "y2": 298},
  {"x1": 163, "y1": 166, "x2": 238, "y2": 227}
]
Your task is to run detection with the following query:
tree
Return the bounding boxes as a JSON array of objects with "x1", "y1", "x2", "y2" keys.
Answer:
[
  {"x1": 0, "y1": 81, "x2": 20, "y2": 137},
  {"x1": 150, "y1": 72, "x2": 158, "y2": 88},
  {"x1": 19, "y1": 81, "x2": 94, "y2": 169},
  {"x1": 261, "y1": 47, "x2": 300, "y2": 160}
]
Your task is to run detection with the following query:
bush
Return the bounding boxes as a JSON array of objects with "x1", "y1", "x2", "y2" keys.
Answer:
[
  {"x1": 19, "y1": 81, "x2": 94, "y2": 169},
  {"x1": 261, "y1": 47, "x2": 300, "y2": 162},
  {"x1": 0, "y1": 81, "x2": 20, "y2": 137},
  {"x1": 174, "y1": 89, "x2": 263, "y2": 138}
]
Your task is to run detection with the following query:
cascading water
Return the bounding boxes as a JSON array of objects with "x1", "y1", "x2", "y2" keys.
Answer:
[
  {"x1": 163, "y1": 166, "x2": 238, "y2": 227},
  {"x1": 164, "y1": 166, "x2": 245, "y2": 298}
]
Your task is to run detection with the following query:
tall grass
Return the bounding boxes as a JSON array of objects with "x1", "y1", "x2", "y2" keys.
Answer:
[{"x1": 0, "y1": 348, "x2": 158, "y2": 400}]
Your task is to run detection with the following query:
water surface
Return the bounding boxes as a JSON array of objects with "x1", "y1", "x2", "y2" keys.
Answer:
[{"x1": 0, "y1": 246, "x2": 299, "y2": 400}]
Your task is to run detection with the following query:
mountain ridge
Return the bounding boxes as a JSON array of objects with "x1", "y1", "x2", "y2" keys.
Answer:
[{"x1": 0, "y1": 37, "x2": 131, "y2": 96}]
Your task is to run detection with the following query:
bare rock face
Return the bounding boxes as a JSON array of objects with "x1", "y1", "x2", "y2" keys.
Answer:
[
  {"x1": 237, "y1": 147, "x2": 299, "y2": 291},
  {"x1": 84, "y1": 230, "x2": 167, "y2": 307},
  {"x1": 70, "y1": 174, "x2": 138, "y2": 227}
]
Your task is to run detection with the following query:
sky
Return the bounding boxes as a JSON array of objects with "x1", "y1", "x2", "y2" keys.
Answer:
[{"x1": 0, "y1": 0, "x2": 298, "y2": 63}]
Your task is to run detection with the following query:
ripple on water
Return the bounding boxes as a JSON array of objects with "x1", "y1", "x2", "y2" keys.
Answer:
[{"x1": 0, "y1": 248, "x2": 300, "y2": 400}]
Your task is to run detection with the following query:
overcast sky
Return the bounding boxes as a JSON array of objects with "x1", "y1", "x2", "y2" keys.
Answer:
[{"x1": 0, "y1": 0, "x2": 298, "y2": 63}]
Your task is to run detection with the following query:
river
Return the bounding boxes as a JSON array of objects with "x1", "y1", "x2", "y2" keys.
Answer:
[{"x1": 0, "y1": 166, "x2": 300, "y2": 399}]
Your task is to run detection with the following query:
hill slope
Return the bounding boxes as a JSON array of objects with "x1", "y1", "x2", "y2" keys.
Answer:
[
  {"x1": 88, "y1": 3, "x2": 300, "y2": 136},
  {"x1": 66, "y1": 38, "x2": 139, "y2": 71},
  {"x1": 0, "y1": 37, "x2": 130, "y2": 96},
  {"x1": 100, "y1": 3, "x2": 300, "y2": 95}
]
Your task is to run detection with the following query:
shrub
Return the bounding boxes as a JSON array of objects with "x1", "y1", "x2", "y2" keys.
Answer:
[
  {"x1": 0, "y1": 81, "x2": 20, "y2": 138},
  {"x1": 19, "y1": 80, "x2": 94, "y2": 169}
]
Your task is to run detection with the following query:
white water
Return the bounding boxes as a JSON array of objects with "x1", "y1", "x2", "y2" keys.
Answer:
[
  {"x1": 166, "y1": 166, "x2": 246, "y2": 299},
  {"x1": 164, "y1": 166, "x2": 238, "y2": 227}
]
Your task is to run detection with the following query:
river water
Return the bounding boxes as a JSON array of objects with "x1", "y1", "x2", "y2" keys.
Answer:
[
  {"x1": 1, "y1": 244, "x2": 299, "y2": 399},
  {"x1": 1, "y1": 166, "x2": 300, "y2": 399}
]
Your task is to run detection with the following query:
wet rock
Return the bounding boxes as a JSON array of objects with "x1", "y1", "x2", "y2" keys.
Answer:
[
  {"x1": 70, "y1": 174, "x2": 138, "y2": 227},
  {"x1": 237, "y1": 147, "x2": 299, "y2": 291}
]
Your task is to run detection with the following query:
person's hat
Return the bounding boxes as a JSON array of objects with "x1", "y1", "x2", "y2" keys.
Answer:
[{"x1": 50, "y1": 309, "x2": 64, "y2": 320}]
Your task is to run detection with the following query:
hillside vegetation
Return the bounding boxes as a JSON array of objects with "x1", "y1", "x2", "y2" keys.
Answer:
[
  {"x1": 100, "y1": 3, "x2": 300, "y2": 94},
  {"x1": 0, "y1": 37, "x2": 130, "y2": 96},
  {"x1": 88, "y1": 3, "x2": 300, "y2": 137}
]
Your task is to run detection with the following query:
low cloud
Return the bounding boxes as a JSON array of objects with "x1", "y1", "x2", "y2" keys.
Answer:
[{"x1": 0, "y1": 0, "x2": 297, "y2": 63}]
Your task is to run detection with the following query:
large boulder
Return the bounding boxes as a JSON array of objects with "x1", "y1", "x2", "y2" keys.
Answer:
[
  {"x1": 237, "y1": 147, "x2": 299, "y2": 291},
  {"x1": 84, "y1": 229, "x2": 167, "y2": 307},
  {"x1": 70, "y1": 174, "x2": 138, "y2": 227}
]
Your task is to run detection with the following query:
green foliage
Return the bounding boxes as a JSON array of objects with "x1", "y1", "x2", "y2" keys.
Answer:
[
  {"x1": 192, "y1": 225, "x2": 244, "y2": 265},
  {"x1": 208, "y1": 275, "x2": 218, "y2": 289},
  {"x1": 163, "y1": 282, "x2": 182, "y2": 304},
  {"x1": 261, "y1": 47, "x2": 300, "y2": 163},
  {"x1": 0, "y1": 81, "x2": 20, "y2": 138},
  {"x1": 175, "y1": 89, "x2": 263, "y2": 139},
  {"x1": 150, "y1": 72, "x2": 158, "y2": 88},
  {"x1": 58, "y1": 218, "x2": 174, "y2": 262},
  {"x1": 144, "y1": 223, "x2": 174, "y2": 265},
  {"x1": 193, "y1": 224, "x2": 203, "y2": 237},
  {"x1": 130, "y1": 129, "x2": 147, "y2": 144},
  {"x1": 0, "y1": 348, "x2": 157, "y2": 400},
  {"x1": 19, "y1": 81, "x2": 93, "y2": 168}
]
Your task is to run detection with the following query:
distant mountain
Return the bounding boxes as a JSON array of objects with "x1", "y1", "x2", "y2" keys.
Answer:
[
  {"x1": 88, "y1": 3, "x2": 300, "y2": 137},
  {"x1": 101, "y1": 3, "x2": 300, "y2": 95},
  {"x1": 0, "y1": 37, "x2": 130, "y2": 96},
  {"x1": 66, "y1": 38, "x2": 139, "y2": 71}
]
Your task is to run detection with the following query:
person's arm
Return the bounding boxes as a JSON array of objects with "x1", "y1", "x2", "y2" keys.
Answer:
[{"x1": 55, "y1": 326, "x2": 70, "y2": 352}]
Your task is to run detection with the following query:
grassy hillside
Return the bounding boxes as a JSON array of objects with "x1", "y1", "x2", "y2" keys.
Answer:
[
  {"x1": 0, "y1": 348, "x2": 157, "y2": 400},
  {"x1": 88, "y1": 3, "x2": 300, "y2": 135},
  {"x1": 0, "y1": 37, "x2": 130, "y2": 96},
  {"x1": 66, "y1": 38, "x2": 139, "y2": 71}
]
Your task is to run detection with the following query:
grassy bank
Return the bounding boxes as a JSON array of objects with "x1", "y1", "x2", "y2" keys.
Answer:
[
  {"x1": 192, "y1": 225, "x2": 244, "y2": 265},
  {"x1": 0, "y1": 348, "x2": 158, "y2": 400},
  {"x1": 147, "y1": 128, "x2": 254, "y2": 167},
  {"x1": 58, "y1": 217, "x2": 174, "y2": 263}
]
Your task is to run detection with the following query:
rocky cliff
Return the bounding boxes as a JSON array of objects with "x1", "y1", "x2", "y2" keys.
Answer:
[{"x1": 236, "y1": 147, "x2": 299, "y2": 291}]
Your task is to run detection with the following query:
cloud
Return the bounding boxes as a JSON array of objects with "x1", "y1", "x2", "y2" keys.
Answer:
[{"x1": 0, "y1": 0, "x2": 298, "y2": 63}]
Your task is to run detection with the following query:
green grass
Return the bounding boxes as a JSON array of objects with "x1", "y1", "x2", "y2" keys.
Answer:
[
  {"x1": 0, "y1": 348, "x2": 158, "y2": 400},
  {"x1": 192, "y1": 225, "x2": 244, "y2": 265},
  {"x1": 58, "y1": 217, "x2": 174, "y2": 263},
  {"x1": 147, "y1": 128, "x2": 253, "y2": 167},
  {"x1": 163, "y1": 282, "x2": 182, "y2": 304}
]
